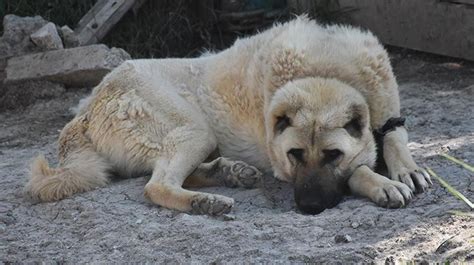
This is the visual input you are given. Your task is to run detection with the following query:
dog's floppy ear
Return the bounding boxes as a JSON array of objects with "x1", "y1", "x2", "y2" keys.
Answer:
[
  {"x1": 344, "y1": 104, "x2": 369, "y2": 138},
  {"x1": 265, "y1": 48, "x2": 306, "y2": 96},
  {"x1": 274, "y1": 115, "x2": 291, "y2": 134}
]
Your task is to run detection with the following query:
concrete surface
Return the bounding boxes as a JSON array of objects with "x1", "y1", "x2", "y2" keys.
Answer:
[
  {"x1": 30, "y1": 22, "x2": 64, "y2": 51},
  {"x1": 5, "y1": 44, "x2": 130, "y2": 87}
]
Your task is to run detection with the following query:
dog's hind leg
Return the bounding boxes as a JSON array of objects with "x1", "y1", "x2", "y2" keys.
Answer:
[
  {"x1": 143, "y1": 127, "x2": 235, "y2": 216},
  {"x1": 183, "y1": 157, "x2": 262, "y2": 188}
]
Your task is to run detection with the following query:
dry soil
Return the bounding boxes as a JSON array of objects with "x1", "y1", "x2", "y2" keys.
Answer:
[{"x1": 0, "y1": 50, "x2": 473, "y2": 263}]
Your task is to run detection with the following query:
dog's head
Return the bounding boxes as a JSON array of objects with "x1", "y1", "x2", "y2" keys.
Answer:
[{"x1": 265, "y1": 77, "x2": 376, "y2": 214}]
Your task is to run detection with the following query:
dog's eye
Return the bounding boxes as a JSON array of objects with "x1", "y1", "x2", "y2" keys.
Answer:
[
  {"x1": 344, "y1": 117, "x2": 362, "y2": 138},
  {"x1": 287, "y1": 148, "x2": 305, "y2": 163},
  {"x1": 275, "y1": 115, "x2": 291, "y2": 133}
]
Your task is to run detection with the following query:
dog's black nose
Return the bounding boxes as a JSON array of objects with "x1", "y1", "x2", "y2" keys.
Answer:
[{"x1": 295, "y1": 189, "x2": 343, "y2": 215}]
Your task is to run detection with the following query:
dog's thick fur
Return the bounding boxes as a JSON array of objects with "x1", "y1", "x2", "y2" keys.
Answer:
[{"x1": 25, "y1": 17, "x2": 431, "y2": 215}]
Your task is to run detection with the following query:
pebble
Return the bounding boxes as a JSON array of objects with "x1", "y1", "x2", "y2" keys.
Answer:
[
  {"x1": 351, "y1": 222, "x2": 360, "y2": 228},
  {"x1": 334, "y1": 234, "x2": 352, "y2": 243},
  {"x1": 135, "y1": 219, "x2": 143, "y2": 224},
  {"x1": 222, "y1": 214, "x2": 236, "y2": 221}
]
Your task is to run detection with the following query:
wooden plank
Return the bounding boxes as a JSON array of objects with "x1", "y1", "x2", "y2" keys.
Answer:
[
  {"x1": 447, "y1": 0, "x2": 474, "y2": 5},
  {"x1": 337, "y1": 0, "x2": 474, "y2": 61},
  {"x1": 74, "y1": 0, "x2": 145, "y2": 45}
]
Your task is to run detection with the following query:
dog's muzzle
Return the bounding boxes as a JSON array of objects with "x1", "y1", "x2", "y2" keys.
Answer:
[{"x1": 294, "y1": 180, "x2": 344, "y2": 215}]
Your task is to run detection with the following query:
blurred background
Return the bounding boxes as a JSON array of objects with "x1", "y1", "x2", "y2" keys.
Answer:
[{"x1": 0, "y1": 0, "x2": 355, "y2": 58}]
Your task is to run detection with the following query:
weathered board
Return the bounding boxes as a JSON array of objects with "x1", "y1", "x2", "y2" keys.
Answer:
[
  {"x1": 337, "y1": 0, "x2": 474, "y2": 61},
  {"x1": 447, "y1": 0, "x2": 474, "y2": 5},
  {"x1": 75, "y1": 0, "x2": 146, "y2": 46}
]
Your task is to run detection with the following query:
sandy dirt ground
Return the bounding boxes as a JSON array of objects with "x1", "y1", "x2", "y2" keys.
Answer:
[{"x1": 0, "y1": 50, "x2": 473, "y2": 263}]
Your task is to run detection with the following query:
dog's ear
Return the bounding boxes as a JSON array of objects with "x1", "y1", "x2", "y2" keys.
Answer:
[
  {"x1": 274, "y1": 115, "x2": 291, "y2": 134},
  {"x1": 344, "y1": 104, "x2": 368, "y2": 138},
  {"x1": 265, "y1": 48, "x2": 306, "y2": 96}
]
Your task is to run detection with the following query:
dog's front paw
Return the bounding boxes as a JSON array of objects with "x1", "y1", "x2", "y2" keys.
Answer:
[
  {"x1": 383, "y1": 128, "x2": 433, "y2": 194},
  {"x1": 391, "y1": 166, "x2": 432, "y2": 193},
  {"x1": 371, "y1": 179, "x2": 413, "y2": 208},
  {"x1": 190, "y1": 194, "x2": 234, "y2": 216},
  {"x1": 224, "y1": 161, "x2": 262, "y2": 189}
]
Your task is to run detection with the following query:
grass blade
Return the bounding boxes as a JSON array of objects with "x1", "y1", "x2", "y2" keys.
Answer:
[
  {"x1": 447, "y1": 210, "x2": 474, "y2": 218},
  {"x1": 426, "y1": 167, "x2": 474, "y2": 210},
  {"x1": 440, "y1": 153, "x2": 474, "y2": 173}
]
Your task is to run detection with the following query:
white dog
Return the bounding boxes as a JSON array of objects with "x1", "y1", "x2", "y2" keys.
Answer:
[{"x1": 25, "y1": 17, "x2": 431, "y2": 215}]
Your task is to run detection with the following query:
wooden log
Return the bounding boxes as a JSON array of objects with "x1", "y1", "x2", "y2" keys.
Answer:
[
  {"x1": 447, "y1": 0, "x2": 474, "y2": 5},
  {"x1": 74, "y1": 0, "x2": 147, "y2": 46}
]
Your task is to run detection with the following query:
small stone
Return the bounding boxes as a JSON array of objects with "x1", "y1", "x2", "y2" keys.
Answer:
[
  {"x1": 30, "y1": 22, "x2": 64, "y2": 50},
  {"x1": 351, "y1": 222, "x2": 360, "y2": 228},
  {"x1": 135, "y1": 219, "x2": 143, "y2": 224},
  {"x1": 59, "y1": 25, "x2": 79, "y2": 48},
  {"x1": 0, "y1": 223, "x2": 6, "y2": 233},
  {"x1": 222, "y1": 214, "x2": 236, "y2": 221},
  {"x1": 334, "y1": 234, "x2": 352, "y2": 243}
]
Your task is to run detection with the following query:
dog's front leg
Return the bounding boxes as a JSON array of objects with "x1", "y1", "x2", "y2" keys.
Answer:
[
  {"x1": 348, "y1": 165, "x2": 413, "y2": 208},
  {"x1": 383, "y1": 126, "x2": 432, "y2": 193}
]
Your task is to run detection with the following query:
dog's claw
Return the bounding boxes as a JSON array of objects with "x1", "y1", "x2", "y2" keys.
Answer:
[{"x1": 373, "y1": 179, "x2": 412, "y2": 208}]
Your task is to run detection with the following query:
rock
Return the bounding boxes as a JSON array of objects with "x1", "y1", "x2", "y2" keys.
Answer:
[
  {"x1": 334, "y1": 234, "x2": 352, "y2": 243},
  {"x1": 60, "y1": 25, "x2": 80, "y2": 48},
  {"x1": 222, "y1": 214, "x2": 236, "y2": 221},
  {"x1": 30, "y1": 22, "x2": 64, "y2": 50},
  {"x1": 0, "y1": 14, "x2": 49, "y2": 58},
  {"x1": 351, "y1": 222, "x2": 360, "y2": 229},
  {"x1": 4, "y1": 44, "x2": 131, "y2": 87}
]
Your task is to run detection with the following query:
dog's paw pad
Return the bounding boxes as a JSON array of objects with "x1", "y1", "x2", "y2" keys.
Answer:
[
  {"x1": 226, "y1": 162, "x2": 262, "y2": 188},
  {"x1": 191, "y1": 194, "x2": 234, "y2": 216}
]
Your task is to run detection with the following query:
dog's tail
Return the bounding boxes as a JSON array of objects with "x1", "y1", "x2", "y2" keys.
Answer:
[
  {"x1": 25, "y1": 144, "x2": 110, "y2": 202},
  {"x1": 25, "y1": 150, "x2": 109, "y2": 202},
  {"x1": 25, "y1": 114, "x2": 111, "y2": 202}
]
